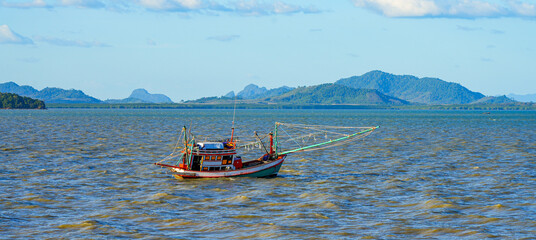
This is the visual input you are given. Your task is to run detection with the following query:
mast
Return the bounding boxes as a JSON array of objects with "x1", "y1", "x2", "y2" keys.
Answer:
[
  {"x1": 187, "y1": 138, "x2": 195, "y2": 170},
  {"x1": 269, "y1": 132, "x2": 274, "y2": 156},
  {"x1": 183, "y1": 126, "x2": 187, "y2": 166},
  {"x1": 274, "y1": 122, "x2": 279, "y2": 156},
  {"x1": 183, "y1": 126, "x2": 188, "y2": 148},
  {"x1": 231, "y1": 95, "x2": 237, "y2": 142},
  {"x1": 182, "y1": 126, "x2": 191, "y2": 169}
]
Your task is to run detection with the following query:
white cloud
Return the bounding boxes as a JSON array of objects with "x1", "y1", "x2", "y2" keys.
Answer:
[
  {"x1": 1, "y1": 0, "x2": 47, "y2": 8},
  {"x1": 509, "y1": 1, "x2": 536, "y2": 16},
  {"x1": 139, "y1": 0, "x2": 204, "y2": 11},
  {"x1": 59, "y1": 0, "x2": 106, "y2": 8},
  {"x1": 0, "y1": 25, "x2": 110, "y2": 48},
  {"x1": 353, "y1": 0, "x2": 440, "y2": 17},
  {"x1": 232, "y1": 0, "x2": 319, "y2": 16},
  {"x1": 206, "y1": 34, "x2": 240, "y2": 41},
  {"x1": 0, "y1": 0, "x2": 320, "y2": 15},
  {"x1": 179, "y1": 0, "x2": 203, "y2": 8},
  {"x1": 456, "y1": 25, "x2": 483, "y2": 31},
  {"x1": 1, "y1": 0, "x2": 105, "y2": 8},
  {"x1": 137, "y1": 0, "x2": 318, "y2": 15},
  {"x1": 352, "y1": 0, "x2": 536, "y2": 18},
  {"x1": 445, "y1": 0, "x2": 507, "y2": 17},
  {"x1": 0, "y1": 25, "x2": 34, "y2": 44},
  {"x1": 34, "y1": 36, "x2": 110, "y2": 48}
]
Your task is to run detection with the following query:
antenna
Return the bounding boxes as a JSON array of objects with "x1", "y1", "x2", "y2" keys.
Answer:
[
  {"x1": 231, "y1": 95, "x2": 237, "y2": 142},
  {"x1": 232, "y1": 96, "x2": 237, "y2": 129}
]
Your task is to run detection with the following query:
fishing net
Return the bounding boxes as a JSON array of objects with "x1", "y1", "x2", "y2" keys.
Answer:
[
  {"x1": 273, "y1": 122, "x2": 377, "y2": 155},
  {"x1": 237, "y1": 122, "x2": 377, "y2": 156}
]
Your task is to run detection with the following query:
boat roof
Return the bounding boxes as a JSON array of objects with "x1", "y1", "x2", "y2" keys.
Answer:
[{"x1": 197, "y1": 142, "x2": 224, "y2": 150}]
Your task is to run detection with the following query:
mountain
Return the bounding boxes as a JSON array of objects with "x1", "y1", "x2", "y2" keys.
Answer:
[
  {"x1": 471, "y1": 95, "x2": 516, "y2": 104},
  {"x1": 128, "y1": 89, "x2": 173, "y2": 103},
  {"x1": 185, "y1": 96, "x2": 236, "y2": 104},
  {"x1": 0, "y1": 82, "x2": 101, "y2": 103},
  {"x1": 335, "y1": 70, "x2": 485, "y2": 104},
  {"x1": 34, "y1": 87, "x2": 101, "y2": 103},
  {"x1": 265, "y1": 83, "x2": 408, "y2": 105},
  {"x1": 1, "y1": 92, "x2": 46, "y2": 109},
  {"x1": 237, "y1": 84, "x2": 294, "y2": 99},
  {"x1": 1, "y1": 82, "x2": 173, "y2": 104},
  {"x1": 223, "y1": 91, "x2": 235, "y2": 98},
  {"x1": 104, "y1": 97, "x2": 151, "y2": 104},
  {"x1": 237, "y1": 84, "x2": 266, "y2": 99},
  {"x1": 266, "y1": 86, "x2": 295, "y2": 98},
  {"x1": 0, "y1": 82, "x2": 38, "y2": 96},
  {"x1": 507, "y1": 93, "x2": 536, "y2": 103}
]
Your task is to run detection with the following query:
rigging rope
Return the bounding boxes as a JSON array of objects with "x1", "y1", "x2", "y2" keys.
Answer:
[
  {"x1": 280, "y1": 126, "x2": 303, "y2": 149},
  {"x1": 275, "y1": 123, "x2": 377, "y2": 154},
  {"x1": 157, "y1": 128, "x2": 185, "y2": 164}
]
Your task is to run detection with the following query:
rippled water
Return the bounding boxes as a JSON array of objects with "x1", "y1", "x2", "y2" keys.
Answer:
[{"x1": 1, "y1": 109, "x2": 535, "y2": 239}]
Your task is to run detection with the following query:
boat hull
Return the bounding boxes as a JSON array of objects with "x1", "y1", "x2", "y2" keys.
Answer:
[{"x1": 163, "y1": 155, "x2": 286, "y2": 178}]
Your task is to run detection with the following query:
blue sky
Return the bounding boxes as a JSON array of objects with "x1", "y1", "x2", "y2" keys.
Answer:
[{"x1": 1, "y1": 0, "x2": 535, "y2": 101}]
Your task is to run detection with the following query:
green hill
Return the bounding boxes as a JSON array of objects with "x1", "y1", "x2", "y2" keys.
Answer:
[
  {"x1": 265, "y1": 83, "x2": 408, "y2": 105},
  {"x1": 34, "y1": 87, "x2": 101, "y2": 103},
  {"x1": 0, "y1": 82, "x2": 38, "y2": 96},
  {"x1": 104, "y1": 97, "x2": 151, "y2": 104},
  {"x1": 185, "y1": 96, "x2": 236, "y2": 104},
  {"x1": 0, "y1": 82, "x2": 101, "y2": 103},
  {"x1": 1, "y1": 92, "x2": 46, "y2": 109},
  {"x1": 335, "y1": 70, "x2": 485, "y2": 104},
  {"x1": 471, "y1": 95, "x2": 516, "y2": 104},
  {"x1": 236, "y1": 84, "x2": 294, "y2": 99}
]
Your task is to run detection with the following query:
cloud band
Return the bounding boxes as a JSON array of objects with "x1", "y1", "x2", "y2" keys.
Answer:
[
  {"x1": 1, "y1": 0, "x2": 320, "y2": 16},
  {"x1": 353, "y1": 0, "x2": 536, "y2": 18}
]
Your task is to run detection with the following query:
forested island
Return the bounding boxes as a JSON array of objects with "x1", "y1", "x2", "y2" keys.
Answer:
[{"x1": 0, "y1": 93, "x2": 46, "y2": 109}]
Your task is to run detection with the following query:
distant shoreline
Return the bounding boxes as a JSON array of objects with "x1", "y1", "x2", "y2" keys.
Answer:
[{"x1": 46, "y1": 103, "x2": 536, "y2": 110}]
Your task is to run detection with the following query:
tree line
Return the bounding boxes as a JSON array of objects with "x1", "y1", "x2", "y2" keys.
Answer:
[{"x1": 0, "y1": 92, "x2": 46, "y2": 109}]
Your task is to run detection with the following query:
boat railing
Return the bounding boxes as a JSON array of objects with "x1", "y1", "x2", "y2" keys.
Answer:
[{"x1": 195, "y1": 149, "x2": 237, "y2": 155}]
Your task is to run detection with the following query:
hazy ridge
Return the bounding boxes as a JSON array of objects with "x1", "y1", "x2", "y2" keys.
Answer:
[{"x1": 1, "y1": 70, "x2": 528, "y2": 106}]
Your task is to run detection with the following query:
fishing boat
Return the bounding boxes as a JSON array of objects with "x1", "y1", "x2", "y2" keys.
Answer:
[{"x1": 155, "y1": 122, "x2": 378, "y2": 178}]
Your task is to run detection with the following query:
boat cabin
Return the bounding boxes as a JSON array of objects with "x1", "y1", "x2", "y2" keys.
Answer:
[{"x1": 186, "y1": 140, "x2": 242, "y2": 171}]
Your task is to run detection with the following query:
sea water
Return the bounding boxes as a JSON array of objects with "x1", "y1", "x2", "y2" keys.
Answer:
[{"x1": 1, "y1": 109, "x2": 535, "y2": 239}]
